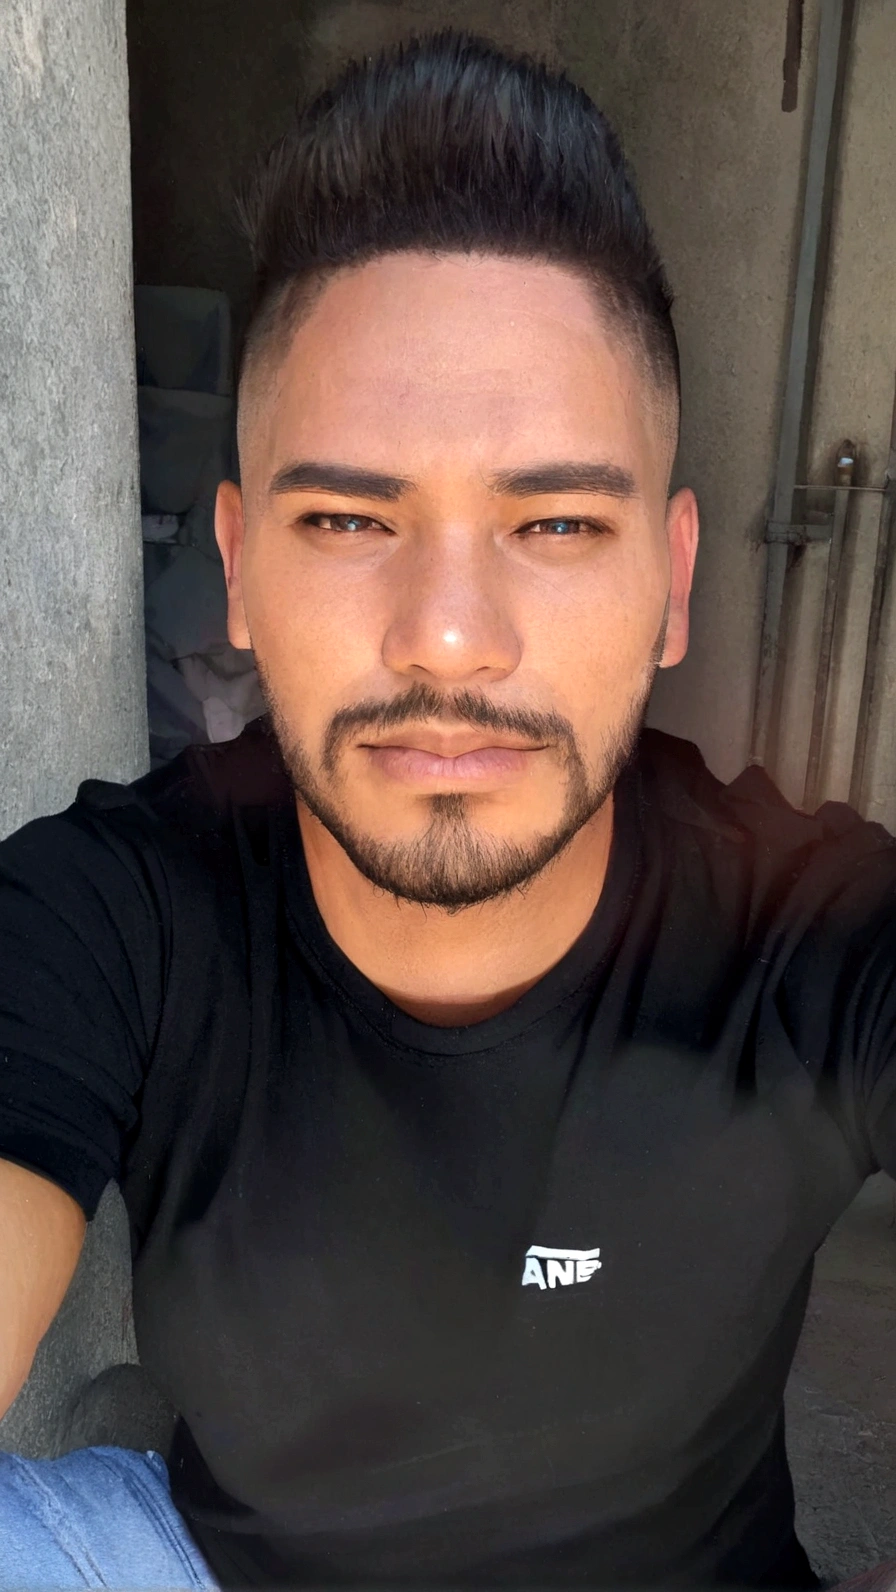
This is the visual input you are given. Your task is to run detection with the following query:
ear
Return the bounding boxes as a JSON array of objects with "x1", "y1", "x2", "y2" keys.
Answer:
[
  {"x1": 215, "y1": 479, "x2": 252, "y2": 650},
  {"x1": 659, "y1": 487, "x2": 699, "y2": 669}
]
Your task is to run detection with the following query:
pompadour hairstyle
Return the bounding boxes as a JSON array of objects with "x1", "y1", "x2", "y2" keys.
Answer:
[{"x1": 238, "y1": 30, "x2": 679, "y2": 414}]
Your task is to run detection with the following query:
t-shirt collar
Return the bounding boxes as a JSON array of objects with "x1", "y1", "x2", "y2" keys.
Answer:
[{"x1": 277, "y1": 756, "x2": 644, "y2": 1057}]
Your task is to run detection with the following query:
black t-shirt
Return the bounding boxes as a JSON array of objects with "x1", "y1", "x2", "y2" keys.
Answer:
[{"x1": 3, "y1": 719, "x2": 896, "y2": 1588}]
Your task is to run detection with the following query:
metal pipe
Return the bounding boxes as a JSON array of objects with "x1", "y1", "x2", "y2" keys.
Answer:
[
  {"x1": 849, "y1": 377, "x2": 896, "y2": 811},
  {"x1": 750, "y1": 0, "x2": 853, "y2": 767},
  {"x1": 803, "y1": 441, "x2": 855, "y2": 810}
]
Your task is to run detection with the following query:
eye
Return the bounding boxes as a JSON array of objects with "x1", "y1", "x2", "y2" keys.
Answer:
[
  {"x1": 518, "y1": 517, "x2": 609, "y2": 538},
  {"x1": 302, "y1": 512, "x2": 390, "y2": 534}
]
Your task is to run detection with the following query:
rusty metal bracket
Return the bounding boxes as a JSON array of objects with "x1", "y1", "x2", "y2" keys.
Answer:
[{"x1": 766, "y1": 520, "x2": 834, "y2": 544}]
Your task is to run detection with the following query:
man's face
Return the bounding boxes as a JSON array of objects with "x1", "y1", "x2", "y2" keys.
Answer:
[{"x1": 218, "y1": 253, "x2": 697, "y2": 908}]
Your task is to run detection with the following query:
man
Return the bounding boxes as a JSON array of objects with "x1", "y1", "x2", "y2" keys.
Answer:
[{"x1": 1, "y1": 28, "x2": 894, "y2": 1592}]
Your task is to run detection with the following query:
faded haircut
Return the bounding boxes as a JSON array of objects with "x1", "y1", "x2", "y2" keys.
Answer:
[{"x1": 237, "y1": 30, "x2": 679, "y2": 428}]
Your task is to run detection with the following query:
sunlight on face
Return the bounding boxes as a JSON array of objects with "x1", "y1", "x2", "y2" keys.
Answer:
[{"x1": 218, "y1": 253, "x2": 697, "y2": 907}]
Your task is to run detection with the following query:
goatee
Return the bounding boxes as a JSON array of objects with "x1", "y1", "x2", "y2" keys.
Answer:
[{"x1": 257, "y1": 672, "x2": 654, "y2": 911}]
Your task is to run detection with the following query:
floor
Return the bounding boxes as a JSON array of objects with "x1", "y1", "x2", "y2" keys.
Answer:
[{"x1": 787, "y1": 1172, "x2": 896, "y2": 1584}]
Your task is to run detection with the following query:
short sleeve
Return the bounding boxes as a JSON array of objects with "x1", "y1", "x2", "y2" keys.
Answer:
[
  {"x1": 0, "y1": 792, "x2": 166, "y2": 1218},
  {"x1": 794, "y1": 829, "x2": 896, "y2": 1178}
]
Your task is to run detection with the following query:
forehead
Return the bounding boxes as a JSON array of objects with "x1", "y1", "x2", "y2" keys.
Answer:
[{"x1": 241, "y1": 253, "x2": 667, "y2": 500}]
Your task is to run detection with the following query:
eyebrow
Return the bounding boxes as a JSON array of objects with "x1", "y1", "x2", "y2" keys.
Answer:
[
  {"x1": 268, "y1": 458, "x2": 638, "y2": 502},
  {"x1": 268, "y1": 461, "x2": 412, "y2": 501},
  {"x1": 487, "y1": 461, "x2": 638, "y2": 499}
]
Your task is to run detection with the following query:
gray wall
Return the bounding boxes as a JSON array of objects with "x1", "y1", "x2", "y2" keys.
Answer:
[
  {"x1": 775, "y1": 0, "x2": 896, "y2": 824},
  {"x1": 563, "y1": 1, "x2": 819, "y2": 787},
  {"x1": 126, "y1": 0, "x2": 896, "y2": 812},
  {"x1": 0, "y1": 0, "x2": 147, "y2": 839},
  {"x1": 0, "y1": 0, "x2": 146, "y2": 1452}
]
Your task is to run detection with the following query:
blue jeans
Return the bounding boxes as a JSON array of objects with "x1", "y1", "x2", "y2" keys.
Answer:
[{"x1": 0, "y1": 1447, "x2": 218, "y2": 1589}]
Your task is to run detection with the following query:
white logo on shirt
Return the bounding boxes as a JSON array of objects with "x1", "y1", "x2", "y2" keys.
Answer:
[{"x1": 521, "y1": 1245, "x2": 602, "y2": 1290}]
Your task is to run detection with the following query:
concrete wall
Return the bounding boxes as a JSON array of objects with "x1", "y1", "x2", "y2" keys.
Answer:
[
  {"x1": 775, "y1": 0, "x2": 896, "y2": 823},
  {"x1": 562, "y1": 1, "x2": 819, "y2": 787},
  {"x1": 126, "y1": 0, "x2": 896, "y2": 818},
  {"x1": 0, "y1": 0, "x2": 147, "y2": 839},
  {"x1": 0, "y1": 0, "x2": 146, "y2": 1454}
]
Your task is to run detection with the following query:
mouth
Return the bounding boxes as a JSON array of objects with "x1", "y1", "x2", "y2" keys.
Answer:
[{"x1": 359, "y1": 732, "x2": 548, "y2": 786}]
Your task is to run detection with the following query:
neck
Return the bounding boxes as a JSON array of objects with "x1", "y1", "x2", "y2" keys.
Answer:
[{"x1": 296, "y1": 798, "x2": 615, "y2": 1026}]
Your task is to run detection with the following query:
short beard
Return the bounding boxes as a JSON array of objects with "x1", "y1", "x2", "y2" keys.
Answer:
[{"x1": 257, "y1": 671, "x2": 655, "y2": 912}]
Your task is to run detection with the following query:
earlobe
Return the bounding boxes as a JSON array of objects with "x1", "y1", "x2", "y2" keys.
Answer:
[
  {"x1": 659, "y1": 487, "x2": 699, "y2": 670},
  {"x1": 215, "y1": 480, "x2": 253, "y2": 651}
]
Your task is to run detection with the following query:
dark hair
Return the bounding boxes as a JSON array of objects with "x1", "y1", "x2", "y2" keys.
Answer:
[{"x1": 238, "y1": 30, "x2": 679, "y2": 412}]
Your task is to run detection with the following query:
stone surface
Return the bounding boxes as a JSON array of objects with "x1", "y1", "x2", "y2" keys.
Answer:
[
  {"x1": 788, "y1": 1174, "x2": 896, "y2": 1584},
  {"x1": 0, "y1": 0, "x2": 146, "y2": 1455},
  {"x1": 0, "y1": 0, "x2": 148, "y2": 839},
  {"x1": 65, "y1": 1363, "x2": 177, "y2": 1458}
]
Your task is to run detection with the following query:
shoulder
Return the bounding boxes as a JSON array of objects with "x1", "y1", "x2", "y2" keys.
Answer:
[
  {"x1": 636, "y1": 726, "x2": 895, "y2": 857},
  {"x1": 0, "y1": 717, "x2": 291, "y2": 926},
  {"x1": 75, "y1": 715, "x2": 290, "y2": 842},
  {"x1": 633, "y1": 727, "x2": 896, "y2": 928}
]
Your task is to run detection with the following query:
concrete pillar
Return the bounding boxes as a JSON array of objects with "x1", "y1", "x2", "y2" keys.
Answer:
[
  {"x1": 0, "y1": 0, "x2": 147, "y2": 842},
  {"x1": 0, "y1": 0, "x2": 146, "y2": 1457}
]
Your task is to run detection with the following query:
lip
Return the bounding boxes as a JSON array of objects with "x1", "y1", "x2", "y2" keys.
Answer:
[
  {"x1": 363, "y1": 743, "x2": 544, "y2": 785},
  {"x1": 361, "y1": 729, "x2": 543, "y2": 757}
]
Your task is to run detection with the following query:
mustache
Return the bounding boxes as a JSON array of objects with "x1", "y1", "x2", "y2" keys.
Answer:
[{"x1": 321, "y1": 682, "x2": 578, "y2": 773}]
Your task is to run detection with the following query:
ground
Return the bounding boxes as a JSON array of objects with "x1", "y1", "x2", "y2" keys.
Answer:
[{"x1": 789, "y1": 1172, "x2": 896, "y2": 1584}]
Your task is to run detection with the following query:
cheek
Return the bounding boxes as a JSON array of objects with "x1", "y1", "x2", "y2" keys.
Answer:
[
  {"x1": 242, "y1": 537, "x2": 385, "y2": 720},
  {"x1": 523, "y1": 553, "x2": 666, "y2": 710}
]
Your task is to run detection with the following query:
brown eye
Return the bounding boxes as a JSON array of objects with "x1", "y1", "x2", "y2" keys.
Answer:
[{"x1": 304, "y1": 512, "x2": 387, "y2": 533}]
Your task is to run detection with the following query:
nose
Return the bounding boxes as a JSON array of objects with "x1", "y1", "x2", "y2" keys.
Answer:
[{"x1": 381, "y1": 527, "x2": 522, "y2": 687}]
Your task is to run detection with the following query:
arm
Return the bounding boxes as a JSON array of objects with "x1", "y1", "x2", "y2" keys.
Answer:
[
  {"x1": 0, "y1": 1159, "x2": 86, "y2": 1420},
  {"x1": 0, "y1": 796, "x2": 167, "y2": 1419}
]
